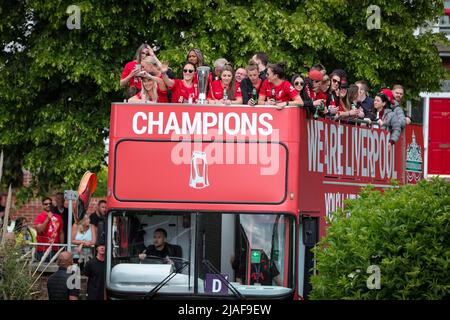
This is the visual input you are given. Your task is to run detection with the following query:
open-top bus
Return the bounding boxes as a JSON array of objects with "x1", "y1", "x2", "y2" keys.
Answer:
[{"x1": 105, "y1": 102, "x2": 423, "y2": 300}]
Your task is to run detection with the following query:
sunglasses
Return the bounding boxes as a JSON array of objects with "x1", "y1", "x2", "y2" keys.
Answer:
[
  {"x1": 295, "y1": 81, "x2": 304, "y2": 86},
  {"x1": 141, "y1": 52, "x2": 151, "y2": 56},
  {"x1": 183, "y1": 69, "x2": 195, "y2": 73},
  {"x1": 332, "y1": 79, "x2": 341, "y2": 84},
  {"x1": 43, "y1": 202, "x2": 52, "y2": 206}
]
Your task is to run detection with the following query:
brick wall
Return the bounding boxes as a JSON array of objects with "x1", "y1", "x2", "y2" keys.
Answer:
[{"x1": 10, "y1": 197, "x2": 106, "y2": 223}]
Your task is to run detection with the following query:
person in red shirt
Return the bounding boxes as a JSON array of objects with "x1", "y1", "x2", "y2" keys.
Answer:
[
  {"x1": 34, "y1": 197, "x2": 64, "y2": 262},
  {"x1": 140, "y1": 56, "x2": 169, "y2": 103},
  {"x1": 258, "y1": 62, "x2": 303, "y2": 109},
  {"x1": 120, "y1": 44, "x2": 152, "y2": 97},
  {"x1": 161, "y1": 62, "x2": 198, "y2": 103},
  {"x1": 207, "y1": 64, "x2": 243, "y2": 105},
  {"x1": 307, "y1": 70, "x2": 326, "y2": 101},
  {"x1": 128, "y1": 75, "x2": 158, "y2": 103}
]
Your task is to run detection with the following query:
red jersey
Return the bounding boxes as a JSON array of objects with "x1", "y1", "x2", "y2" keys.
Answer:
[
  {"x1": 121, "y1": 60, "x2": 142, "y2": 91},
  {"x1": 260, "y1": 80, "x2": 298, "y2": 102},
  {"x1": 315, "y1": 91, "x2": 327, "y2": 101},
  {"x1": 207, "y1": 80, "x2": 242, "y2": 100},
  {"x1": 170, "y1": 79, "x2": 198, "y2": 103},
  {"x1": 34, "y1": 211, "x2": 63, "y2": 252}
]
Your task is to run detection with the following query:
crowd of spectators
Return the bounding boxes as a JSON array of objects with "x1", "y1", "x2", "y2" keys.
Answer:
[{"x1": 120, "y1": 45, "x2": 410, "y2": 145}]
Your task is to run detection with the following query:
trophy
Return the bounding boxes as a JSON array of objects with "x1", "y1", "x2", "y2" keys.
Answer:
[{"x1": 196, "y1": 66, "x2": 210, "y2": 104}]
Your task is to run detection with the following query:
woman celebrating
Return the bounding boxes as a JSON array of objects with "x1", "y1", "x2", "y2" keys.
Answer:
[
  {"x1": 207, "y1": 64, "x2": 243, "y2": 105},
  {"x1": 162, "y1": 62, "x2": 198, "y2": 103},
  {"x1": 128, "y1": 76, "x2": 158, "y2": 103},
  {"x1": 120, "y1": 44, "x2": 152, "y2": 96},
  {"x1": 140, "y1": 56, "x2": 169, "y2": 103},
  {"x1": 258, "y1": 62, "x2": 303, "y2": 109}
]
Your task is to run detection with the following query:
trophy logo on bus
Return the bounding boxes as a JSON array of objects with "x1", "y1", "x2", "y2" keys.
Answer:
[
  {"x1": 189, "y1": 151, "x2": 209, "y2": 189},
  {"x1": 196, "y1": 66, "x2": 210, "y2": 104}
]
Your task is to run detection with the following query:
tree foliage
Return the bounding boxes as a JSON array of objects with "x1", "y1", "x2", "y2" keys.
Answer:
[
  {"x1": 0, "y1": 0, "x2": 448, "y2": 196},
  {"x1": 310, "y1": 178, "x2": 450, "y2": 300}
]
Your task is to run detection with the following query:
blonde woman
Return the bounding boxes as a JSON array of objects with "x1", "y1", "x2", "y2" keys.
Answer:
[
  {"x1": 71, "y1": 215, "x2": 96, "y2": 270},
  {"x1": 120, "y1": 43, "x2": 153, "y2": 93},
  {"x1": 128, "y1": 76, "x2": 158, "y2": 103}
]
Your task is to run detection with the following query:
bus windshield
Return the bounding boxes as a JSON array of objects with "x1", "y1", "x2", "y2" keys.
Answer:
[{"x1": 107, "y1": 211, "x2": 295, "y2": 299}]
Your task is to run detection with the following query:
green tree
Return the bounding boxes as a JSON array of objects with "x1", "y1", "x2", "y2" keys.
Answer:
[
  {"x1": 0, "y1": 0, "x2": 448, "y2": 197},
  {"x1": 310, "y1": 178, "x2": 450, "y2": 300}
]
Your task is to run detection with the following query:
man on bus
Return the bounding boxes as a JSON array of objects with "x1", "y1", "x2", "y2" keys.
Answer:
[{"x1": 138, "y1": 228, "x2": 182, "y2": 266}]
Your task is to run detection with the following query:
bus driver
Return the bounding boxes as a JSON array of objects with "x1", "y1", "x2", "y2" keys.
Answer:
[{"x1": 138, "y1": 228, "x2": 182, "y2": 265}]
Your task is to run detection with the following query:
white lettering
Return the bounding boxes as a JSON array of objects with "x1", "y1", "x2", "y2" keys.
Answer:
[{"x1": 132, "y1": 112, "x2": 147, "y2": 134}]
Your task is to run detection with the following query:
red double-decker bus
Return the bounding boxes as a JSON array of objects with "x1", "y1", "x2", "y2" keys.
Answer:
[{"x1": 105, "y1": 103, "x2": 423, "y2": 300}]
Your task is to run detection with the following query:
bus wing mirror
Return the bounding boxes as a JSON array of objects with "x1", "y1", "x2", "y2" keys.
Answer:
[{"x1": 302, "y1": 217, "x2": 318, "y2": 246}]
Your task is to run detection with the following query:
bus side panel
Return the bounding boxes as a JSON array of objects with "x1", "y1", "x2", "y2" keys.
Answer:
[{"x1": 427, "y1": 98, "x2": 450, "y2": 176}]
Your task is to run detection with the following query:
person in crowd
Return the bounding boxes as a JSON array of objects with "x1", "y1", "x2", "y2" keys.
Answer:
[
  {"x1": 380, "y1": 87, "x2": 407, "y2": 129},
  {"x1": 355, "y1": 80, "x2": 374, "y2": 114},
  {"x1": 304, "y1": 64, "x2": 326, "y2": 98},
  {"x1": 71, "y1": 215, "x2": 96, "y2": 270},
  {"x1": 371, "y1": 91, "x2": 402, "y2": 144},
  {"x1": 213, "y1": 58, "x2": 229, "y2": 81},
  {"x1": 392, "y1": 84, "x2": 411, "y2": 126},
  {"x1": 139, "y1": 56, "x2": 169, "y2": 102},
  {"x1": 12, "y1": 216, "x2": 37, "y2": 247},
  {"x1": 320, "y1": 74, "x2": 330, "y2": 95},
  {"x1": 128, "y1": 75, "x2": 158, "y2": 103},
  {"x1": 337, "y1": 84, "x2": 364, "y2": 121},
  {"x1": 120, "y1": 43, "x2": 152, "y2": 98},
  {"x1": 291, "y1": 74, "x2": 306, "y2": 97},
  {"x1": 84, "y1": 241, "x2": 106, "y2": 300},
  {"x1": 89, "y1": 200, "x2": 107, "y2": 245},
  {"x1": 51, "y1": 192, "x2": 69, "y2": 243},
  {"x1": 241, "y1": 63, "x2": 264, "y2": 106},
  {"x1": 393, "y1": 84, "x2": 404, "y2": 105},
  {"x1": 187, "y1": 48, "x2": 206, "y2": 69},
  {"x1": 138, "y1": 228, "x2": 182, "y2": 265},
  {"x1": 34, "y1": 197, "x2": 64, "y2": 262},
  {"x1": 307, "y1": 70, "x2": 327, "y2": 102},
  {"x1": 47, "y1": 251, "x2": 79, "y2": 300},
  {"x1": 325, "y1": 71, "x2": 342, "y2": 118},
  {"x1": 290, "y1": 73, "x2": 325, "y2": 112},
  {"x1": 250, "y1": 52, "x2": 269, "y2": 80},
  {"x1": 161, "y1": 62, "x2": 198, "y2": 103},
  {"x1": 258, "y1": 62, "x2": 303, "y2": 109},
  {"x1": 207, "y1": 64, "x2": 243, "y2": 105},
  {"x1": 235, "y1": 67, "x2": 247, "y2": 83}
]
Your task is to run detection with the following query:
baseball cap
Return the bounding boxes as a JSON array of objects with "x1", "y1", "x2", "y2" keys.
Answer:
[
  {"x1": 309, "y1": 70, "x2": 324, "y2": 81},
  {"x1": 380, "y1": 88, "x2": 395, "y2": 105}
]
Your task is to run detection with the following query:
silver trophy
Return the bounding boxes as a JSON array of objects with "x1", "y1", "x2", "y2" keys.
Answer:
[{"x1": 196, "y1": 66, "x2": 210, "y2": 104}]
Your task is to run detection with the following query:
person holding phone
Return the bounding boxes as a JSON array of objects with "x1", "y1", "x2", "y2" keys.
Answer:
[{"x1": 120, "y1": 43, "x2": 153, "y2": 98}]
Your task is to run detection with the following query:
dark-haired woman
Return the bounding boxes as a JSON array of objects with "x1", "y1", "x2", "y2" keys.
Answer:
[
  {"x1": 372, "y1": 92, "x2": 401, "y2": 144},
  {"x1": 187, "y1": 48, "x2": 205, "y2": 69},
  {"x1": 162, "y1": 62, "x2": 198, "y2": 103},
  {"x1": 207, "y1": 65, "x2": 243, "y2": 105},
  {"x1": 258, "y1": 63, "x2": 303, "y2": 109},
  {"x1": 336, "y1": 84, "x2": 364, "y2": 121}
]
